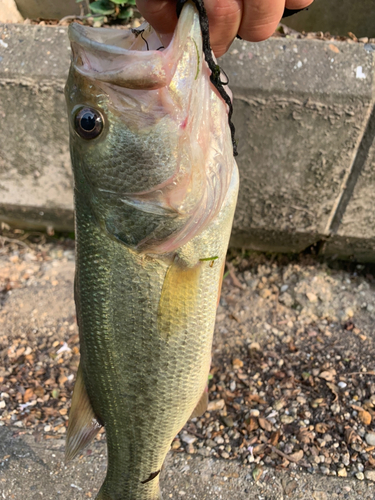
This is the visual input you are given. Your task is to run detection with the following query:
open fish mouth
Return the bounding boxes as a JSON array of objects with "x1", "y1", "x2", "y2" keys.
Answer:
[
  {"x1": 66, "y1": 3, "x2": 235, "y2": 254},
  {"x1": 68, "y1": 7, "x2": 195, "y2": 90}
]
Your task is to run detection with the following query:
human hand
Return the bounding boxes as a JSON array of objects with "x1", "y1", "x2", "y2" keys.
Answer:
[{"x1": 136, "y1": 0, "x2": 313, "y2": 57}]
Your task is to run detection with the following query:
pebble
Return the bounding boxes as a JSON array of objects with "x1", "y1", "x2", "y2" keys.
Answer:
[
  {"x1": 273, "y1": 399, "x2": 285, "y2": 411},
  {"x1": 197, "y1": 447, "x2": 210, "y2": 457},
  {"x1": 323, "y1": 433, "x2": 333, "y2": 443},
  {"x1": 337, "y1": 468, "x2": 347, "y2": 477},
  {"x1": 180, "y1": 433, "x2": 197, "y2": 445},
  {"x1": 338, "y1": 382, "x2": 347, "y2": 389},
  {"x1": 171, "y1": 440, "x2": 181, "y2": 450},
  {"x1": 365, "y1": 470, "x2": 375, "y2": 482},
  {"x1": 185, "y1": 443, "x2": 195, "y2": 454},
  {"x1": 222, "y1": 416, "x2": 234, "y2": 428},
  {"x1": 356, "y1": 472, "x2": 365, "y2": 480},
  {"x1": 249, "y1": 409, "x2": 260, "y2": 417},
  {"x1": 342, "y1": 453, "x2": 350, "y2": 466},
  {"x1": 207, "y1": 399, "x2": 225, "y2": 411},
  {"x1": 365, "y1": 432, "x2": 375, "y2": 446},
  {"x1": 279, "y1": 292, "x2": 294, "y2": 307},
  {"x1": 330, "y1": 403, "x2": 341, "y2": 414},
  {"x1": 284, "y1": 443, "x2": 294, "y2": 454},
  {"x1": 280, "y1": 415, "x2": 294, "y2": 424}
]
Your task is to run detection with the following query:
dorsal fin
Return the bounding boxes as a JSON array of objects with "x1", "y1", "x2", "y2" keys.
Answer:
[{"x1": 65, "y1": 364, "x2": 102, "y2": 463}]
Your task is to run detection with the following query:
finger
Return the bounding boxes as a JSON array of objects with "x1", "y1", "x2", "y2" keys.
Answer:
[
  {"x1": 238, "y1": 0, "x2": 285, "y2": 42},
  {"x1": 137, "y1": 0, "x2": 242, "y2": 57},
  {"x1": 136, "y1": 0, "x2": 177, "y2": 34},
  {"x1": 201, "y1": 0, "x2": 242, "y2": 57},
  {"x1": 285, "y1": 0, "x2": 314, "y2": 9}
]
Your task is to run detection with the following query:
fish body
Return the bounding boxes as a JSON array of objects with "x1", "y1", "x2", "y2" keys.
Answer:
[{"x1": 65, "y1": 4, "x2": 238, "y2": 499}]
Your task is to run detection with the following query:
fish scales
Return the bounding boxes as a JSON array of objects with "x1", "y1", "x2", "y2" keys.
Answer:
[
  {"x1": 75, "y1": 175, "x2": 237, "y2": 499},
  {"x1": 65, "y1": 3, "x2": 239, "y2": 499}
]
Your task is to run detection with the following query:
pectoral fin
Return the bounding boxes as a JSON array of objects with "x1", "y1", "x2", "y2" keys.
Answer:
[
  {"x1": 190, "y1": 387, "x2": 208, "y2": 419},
  {"x1": 157, "y1": 258, "x2": 201, "y2": 341},
  {"x1": 65, "y1": 364, "x2": 102, "y2": 462}
]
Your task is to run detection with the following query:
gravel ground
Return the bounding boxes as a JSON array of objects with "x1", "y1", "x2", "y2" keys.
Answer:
[
  {"x1": 2, "y1": 228, "x2": 375, "y2": 493},
  {"x1": 3, "y1": 424, "x2": 375, "y2": 500}
]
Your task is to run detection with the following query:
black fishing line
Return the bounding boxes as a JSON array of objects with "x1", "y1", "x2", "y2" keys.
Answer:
[
  {"x1": 220, "y1": 67, "x2": 229, "y2": 86},
  {"x1": 140, "y1": 31, "x2": 150, "y2": 51},
  {"x1": 176, "y1": 0, "x2": 238, "y2": 157},
  {"x1": 131, "y1": 28, "x2": 150, "y2": 51}
]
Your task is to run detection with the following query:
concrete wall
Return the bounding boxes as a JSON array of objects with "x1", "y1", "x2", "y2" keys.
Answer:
[
  {"x1": 0, "y1": 24, "x2": 73, "y2": 231},
  {"x1": 1, "y1": 24, "x2": 375, "y2": 260},
  {"x1": 283, "y1": 0, "x2": 375, "y2": 38},
  {"x1": 14, "y1": 0, "x2": 83, "y2": 20},
  {"x1": 226, "y1": 38, "x2": 375, "y2": 256}
]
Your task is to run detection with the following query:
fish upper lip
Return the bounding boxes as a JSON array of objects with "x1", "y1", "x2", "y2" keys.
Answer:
[
  {"x1": 67, "y1": 4, "x2": 197, "y2": 90},
  {"x1": 68, "y1": 5, "x2": 187, "y2": 55},
  {"x1": 68, "y1": 22, "x2": 141, "y2": 55}
]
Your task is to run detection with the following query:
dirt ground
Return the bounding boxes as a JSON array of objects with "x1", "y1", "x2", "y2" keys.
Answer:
[{"x1": 2, "y1": 230, "x2": 375, "y2": 498}]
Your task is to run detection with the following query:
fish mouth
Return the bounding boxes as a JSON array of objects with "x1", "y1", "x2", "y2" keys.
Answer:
[
  {"x1": 67, "y1": 3, "x2": 235, "y2": 255},
  {"x1": 68, "y1": 4, "x2": 195, "y2": 90}
]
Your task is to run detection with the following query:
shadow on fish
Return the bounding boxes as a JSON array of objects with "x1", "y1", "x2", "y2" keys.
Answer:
[{"x1": 64, "y1": 2, "x2": 239, "y2": 498}]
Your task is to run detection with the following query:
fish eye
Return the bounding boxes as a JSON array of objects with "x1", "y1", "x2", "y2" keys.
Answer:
[{"x1": 74, "y1": 107, "x2": 104, "y2": 140}]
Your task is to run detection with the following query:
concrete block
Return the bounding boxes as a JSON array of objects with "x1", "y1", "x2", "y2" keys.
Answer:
[
  {"x1": 324, "y1": 108, "x2": 375, "y2": 262},
  {"x1": 222, "y1": 38, "x2": 375, "y2": 252},
  {"x1": 14, "y1": 0, "x2": 82, "y2": 20},
  {"x1": 0, "y1": 24, "x2": 73, "y2": 231}
]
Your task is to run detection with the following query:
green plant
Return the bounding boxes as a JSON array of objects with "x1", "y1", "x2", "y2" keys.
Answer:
[{"x1": 76, "y1": 0, "x2": 137, "y2": 25}]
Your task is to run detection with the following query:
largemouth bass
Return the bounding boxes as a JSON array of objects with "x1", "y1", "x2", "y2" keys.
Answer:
[{"x1": 65, "y1": 3, "x2": 239, "y2": 499}]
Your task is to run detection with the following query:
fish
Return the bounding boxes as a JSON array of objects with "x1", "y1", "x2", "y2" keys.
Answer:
[{"x1": 64, "y1": 3, "x2": 239, "y2": 499}]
